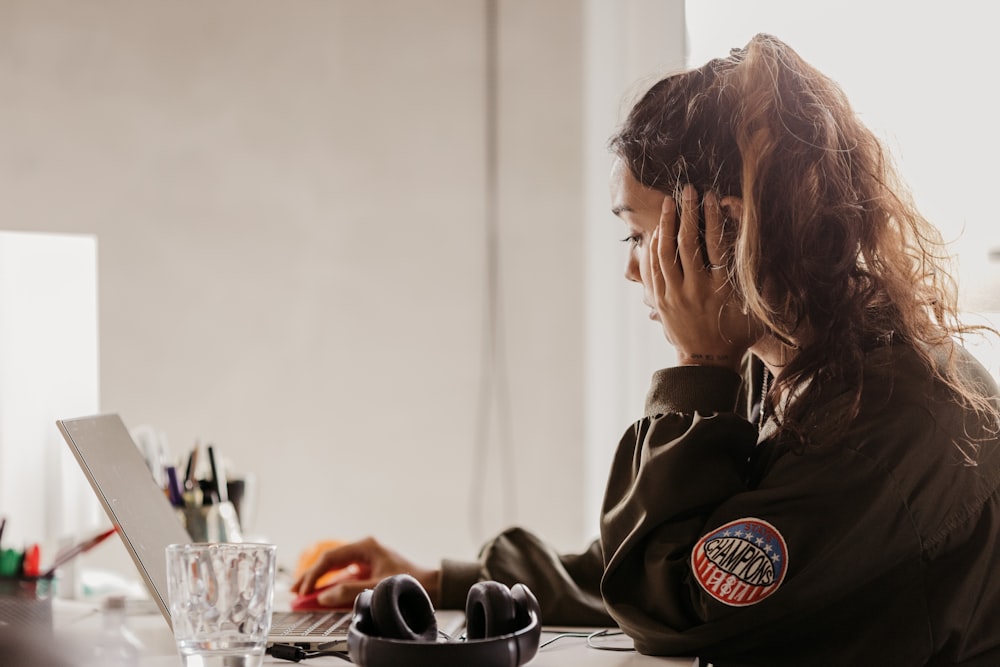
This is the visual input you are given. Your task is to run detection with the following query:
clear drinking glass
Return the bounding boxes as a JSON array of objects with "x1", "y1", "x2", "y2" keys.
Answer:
[{"x1": 165, "y1": 542, "x2": 277, "y2": 667}]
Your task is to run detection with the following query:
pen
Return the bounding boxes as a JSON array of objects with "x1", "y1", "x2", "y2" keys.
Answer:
[
  {"x1": 165, "y1": 466, "x2": 185, "y2": 507},
  {"x1": 0, "y1": 549, "x2": 21, "y2": 578},
  {"x1": 207, "y1": 444, "x2": 228, "y2": 503},
  {"x1": 184, "y1": 446, "x2": 199, "y2": 490},
  {"x1": 0, "y1": 516, "x2": 6, "y2": 549},
  {"x1": 41, "y1": 527, "x2": 116, "y2": 578},
  {"x1": 22, "y1": 544, "x2": 40, "y2": 577}
]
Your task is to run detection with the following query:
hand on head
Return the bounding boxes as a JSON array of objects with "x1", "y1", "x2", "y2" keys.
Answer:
[
  {"x1": 291, "y1": 536, "x2": 441, "y2": 609},
  {"x1": 646, "y1": 185, "x2": 757, "y2": 371}
]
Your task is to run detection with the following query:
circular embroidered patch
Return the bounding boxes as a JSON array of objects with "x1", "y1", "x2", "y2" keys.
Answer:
[{"x1": 691, "y1": 517, "x2": 788, "y2": 607}]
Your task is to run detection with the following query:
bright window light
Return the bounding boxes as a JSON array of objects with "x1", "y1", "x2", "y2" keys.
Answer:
[
  {"x1": 685, "y1": 1, "x2": 1000, "y2": 379},
  {"x1": 0, "y1": 231, "x2": 101, "y2": 550}
]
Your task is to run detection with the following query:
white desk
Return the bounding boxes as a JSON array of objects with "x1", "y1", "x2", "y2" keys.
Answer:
[{"x1": 53, "y1": 599, "x2": 696, "y2": 667}]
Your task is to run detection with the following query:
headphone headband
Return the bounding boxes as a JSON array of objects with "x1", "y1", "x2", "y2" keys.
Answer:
[
  {"x1": 348, "y1": 608, "x2": 539, "y2": 667},
  {"x1": 347, "y1": 576, "x2": 541, "y2": 667}
]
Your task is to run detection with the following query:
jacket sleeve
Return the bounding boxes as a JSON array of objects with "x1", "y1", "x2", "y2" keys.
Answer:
[
  {"x1": 600, "y1": 365, "x2": 929, "y2": 662},
  {"x1": 439, "y1": 527, "x2": 614, "y2": 626}
]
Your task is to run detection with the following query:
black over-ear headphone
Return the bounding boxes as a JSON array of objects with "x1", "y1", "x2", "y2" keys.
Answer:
[{"x1": 347, "y1": 573, "x2": 541, "y2": 667}]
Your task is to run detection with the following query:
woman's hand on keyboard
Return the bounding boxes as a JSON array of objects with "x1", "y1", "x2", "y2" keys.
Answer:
[{"x1": 290, "y1": 536, "x2": 441, "y2": 609}]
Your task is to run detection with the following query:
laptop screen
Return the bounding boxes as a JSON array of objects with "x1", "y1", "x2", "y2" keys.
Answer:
[{"x1": 57, "y1": 414, "x2": 190, "y2": 627}]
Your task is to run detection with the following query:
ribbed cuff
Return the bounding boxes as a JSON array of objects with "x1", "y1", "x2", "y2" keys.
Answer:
[
  {"x1": 439, "y1": 559, "x2": 482, "y2": 610},
  {"x1": 645, "y1": 365, "x2": 743, "y2": 416}
]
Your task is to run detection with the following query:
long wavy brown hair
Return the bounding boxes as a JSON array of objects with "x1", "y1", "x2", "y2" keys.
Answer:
[{"x1": 609, "y1": 33, "x2": 998, "y2": 455}]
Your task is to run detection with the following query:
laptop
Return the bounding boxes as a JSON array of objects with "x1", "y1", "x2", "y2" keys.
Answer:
[{"x1": 57, "y1": 413, "x2": 360, "y2": 648}]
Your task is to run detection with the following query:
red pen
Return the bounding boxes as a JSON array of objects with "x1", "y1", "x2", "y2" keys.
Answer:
[
  {"x1": 22, "y1": 544, "x2": 40, "y2": 577},
  {"x1": 41, "y1": 527, "x2": 116, "y2": 578}
]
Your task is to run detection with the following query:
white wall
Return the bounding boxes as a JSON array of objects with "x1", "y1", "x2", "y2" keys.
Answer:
[{"x1": 0, "y1": 0, "x2": 595, "y2": 574}]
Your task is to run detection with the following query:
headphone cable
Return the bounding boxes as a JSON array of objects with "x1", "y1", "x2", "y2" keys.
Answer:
[{"x1": 268, "y1": 643, "x2": 351, "y2": 663}]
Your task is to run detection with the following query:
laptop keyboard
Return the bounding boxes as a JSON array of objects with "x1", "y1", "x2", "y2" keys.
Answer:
[
  {"x1": 270, "y1": 610, "x2": 352, "y2": 638},
  {"x1": 270, "y1": 609, "x2": 466, "y2": 640}
]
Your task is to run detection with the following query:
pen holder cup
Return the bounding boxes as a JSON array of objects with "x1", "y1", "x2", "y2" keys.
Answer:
[
  {"x1": 177, "y1": 501, "x2": 244, "y2": 543},
  {"x1": 0, "y1": 576, "x2": 53, "y2": 634}
]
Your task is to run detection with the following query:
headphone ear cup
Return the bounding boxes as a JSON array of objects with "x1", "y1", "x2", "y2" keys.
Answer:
[
  {"x1": 510, "y1": 583, "x2": 540, "y2": 629},
  {"x1": 368, "y1": 574, "x2": 439, "y2": 642},
  {"x1": 352, "y1": 588, "x2": 376, "y2": 634},
  {"x1": 464, "y1": 580, "x2": 517, "y2": 640}
]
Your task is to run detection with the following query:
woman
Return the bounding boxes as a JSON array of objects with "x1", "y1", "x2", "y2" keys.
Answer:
[{"x1": 295, "y1": 34, "x2": 1000, "y2": 665}]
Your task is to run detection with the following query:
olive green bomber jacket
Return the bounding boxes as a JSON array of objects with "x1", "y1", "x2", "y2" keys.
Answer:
[{"x1": 440, "y1": 346, "x2": 1000, "y2": 666}]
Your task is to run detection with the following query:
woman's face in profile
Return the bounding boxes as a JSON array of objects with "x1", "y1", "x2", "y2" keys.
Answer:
[{"x1": 609, "y1": 157, "x2": 670, "y2": 322}]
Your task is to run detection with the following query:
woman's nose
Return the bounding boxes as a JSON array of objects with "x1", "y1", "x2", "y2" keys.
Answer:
[{"x1": 624, "y1": 253, "x2": 641, "y2": 283}]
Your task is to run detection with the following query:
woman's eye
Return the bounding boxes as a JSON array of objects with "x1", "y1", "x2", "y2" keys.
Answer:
[{"x1": 620, "y1": 234, "x2": 642, "y2": 247}]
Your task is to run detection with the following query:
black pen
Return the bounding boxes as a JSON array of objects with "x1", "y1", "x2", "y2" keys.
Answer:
[
  {"x1": 183, "y1": 446, "x2": 198, "y2": 491},
  {"x1": 207, "y1": 444, "x2": 228, "y2": 503}
]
